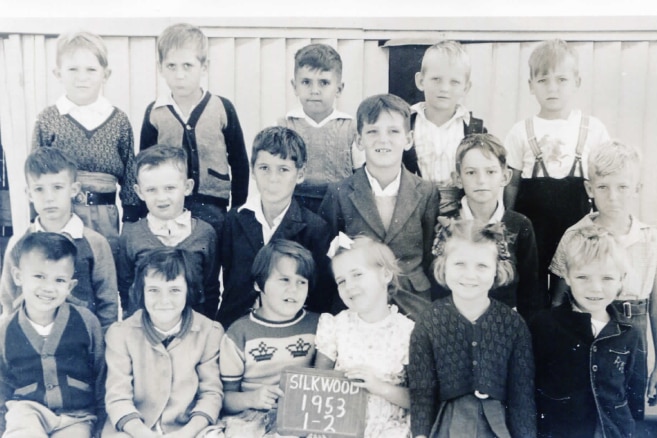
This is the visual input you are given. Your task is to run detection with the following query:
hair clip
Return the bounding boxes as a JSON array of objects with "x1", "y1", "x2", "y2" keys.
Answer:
[
  {"x1": 327, "y1": 232, "x2": 355, "y2": 259},
  {"x1": 431, "y1": 216, "x2": 453, "y2": 257}
]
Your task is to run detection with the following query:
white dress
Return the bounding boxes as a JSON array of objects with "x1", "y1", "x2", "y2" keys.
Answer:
[{"x1": 315, "y1": 305, "x2": 414, "y2": 438}]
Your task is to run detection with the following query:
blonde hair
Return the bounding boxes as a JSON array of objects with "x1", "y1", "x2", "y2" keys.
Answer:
[
  {"x1": 56, "y1": 31, "x2": 108, "y2": 68},
  {"x1": 588, "y1": 140, "x2": 641, "y2": 179},
  {"x1": 332, "y1": 236, "x2": 402, "y2": 296},
  {"x1": 432, "y1": 219, "x2": 515, "y2": 289},
  {"x1": 562, "y1": 226, "x2": 630, "y2": 276},
  {"x1": 528, "y1": 39, "x2": 579, "y2": 79},
  {"x1": 420, "y1": 40, "x2": 471, "y2": 80},
  {"x1": 157, "y1": 23, "x2": 208, "y2": 64}
]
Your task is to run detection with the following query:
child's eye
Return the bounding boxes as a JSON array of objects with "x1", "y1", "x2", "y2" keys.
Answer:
[
  {"x1": 55, "y1": 278, "x2": 68, "y2": 284},
  {"x1": 279, "y1": 167, "x2": 290, "y2": 173},
  {"x1": 559, "y1": 77, "x2": 568, "y2": 82},
  {"x1": 450, "y1": 80, "x2": 460, "y2": 86},
  {"x1": 54, "y1": 185, "x2": 64, "y2": 190},
  {"x1": 257, "y1": 165, "x2": 269, "y2": 172},
  {"x1": 146, "y1": 288, "x2": 158, "y2": 293},
  {"x1": 33, "y1": 274, "x2": 45, "y2": 280},
  {"x1": 166, "y1": 64, "x2": 176, "y2": 71},
  {"x1": 465, "y1": 170, "x2": 475, "y2": 176},
  {"x1": 575, "y1": 275, "x2": 588, "y2": 280},
  {"x1": 301, "y1": 79, "x2": 310, "y2": 86},
  {"x1": 336, "y1": 279, "x2": 345, "y2": 287},
  {"x1": 487, "y1": 169, "x2": 498, "y2": 175},
  {"x1": 319, "y1": 80, "x2": 330, "y2": 87},
  {"x1": 297, "y1": 279, "x2": 308, "y2": 287},
  {"x1": 477, "y1": 263, "x2": 490, "y2": 269},
  {"x1": 170, "y1": 288, "x2": 182, "y2": 293},
  {"x1": 537, "y1": 78, "x2": 546, "y2": 83}
]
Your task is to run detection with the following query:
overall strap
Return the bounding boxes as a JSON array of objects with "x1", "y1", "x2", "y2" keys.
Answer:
[
  {"x1": 525, "y1": 118, "x2": 550, "y2": 178},
  {"x1": 464, "y1": 112, "x2": 485, "y2": 135},
  {"x1": 568, "y1": 115, "x2": 589, "y2": 177}
]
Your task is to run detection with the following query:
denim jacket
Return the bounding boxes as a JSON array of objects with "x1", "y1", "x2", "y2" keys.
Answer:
[{"x1": 529, "y1": 303, "x2": 644, "y2": 438}]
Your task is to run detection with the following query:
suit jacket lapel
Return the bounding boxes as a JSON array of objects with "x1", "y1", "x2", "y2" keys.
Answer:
[
  {"x1": 235, "y1": 210, "x2": 265, "y2": 252},
  {"x1": 348, "y1": 169, "x2": 387, "y2": 240},
  {"x1": 273, "y1": 199, "x2": 307, "y2": 240},
  {"x1": 384, "y1": 168, "x2": 422, "y2": 243}
]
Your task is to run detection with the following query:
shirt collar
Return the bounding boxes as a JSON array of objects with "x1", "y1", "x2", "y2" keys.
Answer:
[
  {"x1": 413, "y1": 102, "x2": 471, "y2": 126},
  {"x1": 153, "y1": 88, "x2": 207, "y2": 113},
  {"x1": 286, "y1": 107, "x2": 352, "y2": 128},
  {"x1": 34, "y1": 213, "x2": 85, "y2": 239},
  {"x1": 56, "y1": 94, "x2": 113, "y2": 116},
  {"x1": 459, "y1": 197, "x2": 505, "y2": 224},
  {"x1": 147, "y1": 210, "x2": 192, "y2": 232},
  {"x1": 364, "y1": 165, "x2": 401, "y2": 196},
  {"x1": 587, "y1": 212, "x2": 649, "y2": 247},
  {"x1": 239, "y1": 191, "x2": 291, "y2": 229}
]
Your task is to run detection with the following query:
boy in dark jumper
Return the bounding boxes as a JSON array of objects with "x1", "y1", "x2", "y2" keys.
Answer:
[
  {"x1": 118, "y1": 145, "x2": 219, "y2": 318},
  {"x1": 0, "y1": 232, "x2": 105, "y2": 437},
  {"x1": 140, "y1": 23, "x2": 249, "y2": 235}
]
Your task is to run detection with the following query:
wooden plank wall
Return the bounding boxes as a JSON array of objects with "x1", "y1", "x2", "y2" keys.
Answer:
[{"x1": 2, "y1": 27, "x2": 656, "y2": 232}]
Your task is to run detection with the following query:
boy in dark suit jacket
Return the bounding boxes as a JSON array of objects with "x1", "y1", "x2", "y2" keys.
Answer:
[
  {"x1": 319, "y1": 94, "x2": 440, "y2": 319},
  {"x1": 216, "y1": 127, "x2": 334, "y2": 329}
]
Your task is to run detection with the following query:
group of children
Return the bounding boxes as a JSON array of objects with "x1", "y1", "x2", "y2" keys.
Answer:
[{"x1": 0, "y1": 20, "x2": 654, "y2": 438}]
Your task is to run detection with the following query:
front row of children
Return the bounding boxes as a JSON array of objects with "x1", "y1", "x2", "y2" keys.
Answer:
[{"x1": 0, "y1": 218, "x2": 644, "y2": 438}]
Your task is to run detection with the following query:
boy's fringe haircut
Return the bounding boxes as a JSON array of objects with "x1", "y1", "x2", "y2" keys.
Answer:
[
  {"x1": 588, "y1": 140, "x2": 642, "y2": 178},
  {"x1": 528, "y1": 39, "x2": 579, "y2": 79},
  {"x1": 251, "y1": 239, "x2": 316, "y2": 292},
  {"x1": 421, "y1": 40, "x2": 471, "y2": 80},
  {"x1": 562, "y1": 225, "x2": 630, "y2": 276},
  {"x1": 56, "y1": 31, "x2": 108, "y2": 68},
  {"x1": 251, "y1": 126, "x2": 307, "y2": 169},
  {"x1": 356, "y1": 94, "x2": 411, "y2": 134},
  {"x1": 332, "y1": 235, "x2": 403, "y2": 297},
  {"x1": 131, "y1": 247, "x2": 201, "y2": 311},
  {"x1": 135, "y1": 144, "x2": 189, "y2": 177},
  {"x1": 294, "y1": 43, "x2": 342, "y2": 78},
  {"x1": 432, "y1": 219, "x2": 515, "y2": 289},
  {"x1": 157, "y1": 23, "x2": 208, "y2": 64},
  {"x1": 25, "y1": 147, "x2": 78, "y2": 181},
  {"x1": 15, "y1": 232, "x2": 77, "y2": 265},
  {"x1": 455, "y1": 133, "x2": 508, "y2": 174}
]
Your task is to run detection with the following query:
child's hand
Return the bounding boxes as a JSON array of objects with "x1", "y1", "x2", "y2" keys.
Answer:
[
  {"x1": 344, "y1": 367, "x2": 385, "y2": 396},
  {"x1": 249, "y1": 385, "x2": 285, "y2": 410}
]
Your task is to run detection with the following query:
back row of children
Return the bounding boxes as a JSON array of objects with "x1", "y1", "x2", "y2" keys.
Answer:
[{"x1": 0, "y1": 19, "x2": 655, "y2": 437}]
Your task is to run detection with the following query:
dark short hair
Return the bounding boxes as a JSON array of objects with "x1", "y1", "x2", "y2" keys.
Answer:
[
  {"x1": 251, "y1": 126, "x2": 307, "y2": 169},
  {"x1": 356, "y1": 94, "x2": 411, "y2": 134},
  {"x1": 135, "y1": 144, "x2": 188, "y2": 178},
  {"x1": 294, "y1": 43, "x2": 342, "y2": 78},
  {"x1": 15, "y1": 232, "x2": 77, "y2": 267},
  {"x1": 455, "y1": 133, "x2": 507, "y2": 174},
  {"x1": 25, "y1": 147, "x2": 78, "y2": 181},
  {"x1": 130, "y1": 248, "x2": 201, "y2": 312},
  {"x1": 157, "y1": 23, "x2": 208, "y2": 64},
  {"x1": 251, "y1": 239, "x2": 316, "y2": 292}
]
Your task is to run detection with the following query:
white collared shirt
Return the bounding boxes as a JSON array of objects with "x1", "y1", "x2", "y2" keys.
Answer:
[
  {"x1": 411, "y1": 102, "x2": 471, "y2": 186},
  {"x1": 146, "y1": 210, "x2": 192, "y2": 247},
  {"x1": 153, "y1": 319, "x2": 182, "y2": 337},
  {"x1": 239, "y1": 192, "x2": 291, "y2": 244},
  {"x1": 285, "y1": 107, "x2": 353, "y2": 128},
  {"x1": 459, "y1": 197, "x2": 505, "y2": 224},
  {"x1": 34, "y1": 213, "x2": 85, "y2": 239},
  {"x1": 364, "y1": 166, "x2": 401, "y2": 197},
  {"x1": 56, "y1": 95, "x2": 114, "y2": 131},
  {"x1": 27, "y1": 318, "x2": 55, "y2": 336},
  {"x1": 153, "y1": 88, "x2": 207, "y2": 123}
]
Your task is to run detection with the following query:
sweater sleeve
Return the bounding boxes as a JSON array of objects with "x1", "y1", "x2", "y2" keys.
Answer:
[
  {"x1": 408, "y1": 314, "x2": 439, "y2": 436},
  {"x1": 139, "y1": 102, "x2": 158, "y2": 152},
  {"x1": 191, "y1": 319, "x2": 224, "y2": 424},
  {"x1": 78, "y1": 308, "x2": 107, "y2": 429},
  {"x1": 506, "y1": 319, "x2": 537, "y2": 438},
  {"x1": 422, "y1": 184, "x2": 440, "y2": 276},
  {"x1": 31, "y1": 111, "x2": 52, "y2": 149},
  {"x1": 219, "y1": 97, "x2": 249, "y2": 208},
  {"x1": 200, "y1": 222, "x2": 220, "y2": 319},
  {"x1": 115, "y1": 111, "x2": 141, "y2": 221},
  {"x1": 85, "y1": 230, "x2": 119, "y2": 330},
  {"x1": 515, "y1": 216, "x2": 542, "y2": 320}
]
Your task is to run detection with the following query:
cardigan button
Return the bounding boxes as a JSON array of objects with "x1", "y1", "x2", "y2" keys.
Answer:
[
  {"x1": 46, "y1": 384, "x2": 54, "y2": 390},
  {"x1": 472, "y1": 360, "x2": 478, "y2": 366},
  {"x1": 592, "y1": 346, "x2": 597, "y2": 352},
  {"x1": 472, "y1": 341, "x2": 478, "y2": 347},
  {"x1": 592, "y1": 365, "x2": 598, "y2": 372}
]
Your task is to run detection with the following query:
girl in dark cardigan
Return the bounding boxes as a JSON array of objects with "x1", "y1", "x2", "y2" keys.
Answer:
[{"x1": 408, "y1": 219, "x2": 536, "y2": 438}]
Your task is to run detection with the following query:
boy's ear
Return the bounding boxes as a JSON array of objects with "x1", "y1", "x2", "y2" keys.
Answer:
[
  {"x1": 184, "y1": 179, "x2": 195, "y2": 196},
  {"x1": 53, "y1": 67, "x2": 61, "y2": 80},
  {"x1": 335, "y1": 81, "x2": 345, "y2": 98},
  {"x1": 414, "y1": 72, "x2": 424, "y2": 92},
  {"x1": 452, "y1": 171, "x2": 463, "y2": 189},
  {"x1": 464, "y1": 80, "x2": 472, "y2": 95},
  {"x1": 70, "y1": 181, "x2": 81, "y2": 198},
  {"x1": 575, "y1": 75, "x2": 582, "y2": 88},
  {"x1": 296, "y1": 166, "x2": 306, "y2": 184},
  {"x1": 104, "y1": 68, "x2": 112, "y2": 81},
  {"x1": 501, "y1": 168, "x2": 512, "y2": 187},
  {"x1": 583, "y1": 180, "x2": 594, "y2": 199},
  {"x1": 290, "y1": 78, "x2": 298, "y2": 94},
  {"x1": 10, "y1": 266, "x2": 22, "y2": 286},
  {"x1": 355, "y1": 134, "x2": 365, "y2": 152},
  {"x1": 382, "y1": 267, "x2": 393, "y2": 284},
  {"x1": 134, "y1": 184, "x2": 145, "y2": 201},
  {"x1": 403, "y1": 130, "x2": 414, "y2": 151},
  {"x1": 66, "y1": 278, "x2": 78, "y2": 294},
  {"x1": 528, "y1": 78, "x2": 535, "y2": 96},
  {"x1": 254, "y1": 282, "x2": 262, "y2": 293}
]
